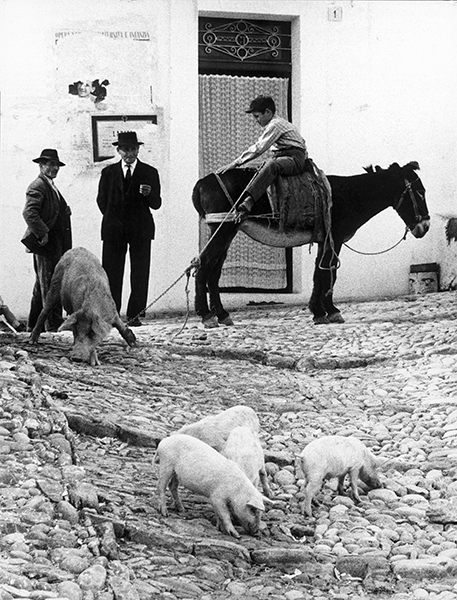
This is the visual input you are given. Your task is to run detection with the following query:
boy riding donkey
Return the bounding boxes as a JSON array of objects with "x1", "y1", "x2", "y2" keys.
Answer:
[{"x1": 217, "y1": 95, "x2": 312, "y2": 221}]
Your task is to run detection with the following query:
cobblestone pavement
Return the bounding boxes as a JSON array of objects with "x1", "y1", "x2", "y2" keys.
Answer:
[{"x1": 2, "y1": 291, "x2": 457, "y2": 599}]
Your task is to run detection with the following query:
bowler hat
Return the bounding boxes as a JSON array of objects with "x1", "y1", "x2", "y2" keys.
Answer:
[
  {"x1": 32, "y1": 149, "x2": 65, "y2": 166},
  {"x1": 112, "y1": 131, "x2": 144, "y2": 147},
  {"x1": 245, "y1": 95, "x2": 276, "y2": 114}
]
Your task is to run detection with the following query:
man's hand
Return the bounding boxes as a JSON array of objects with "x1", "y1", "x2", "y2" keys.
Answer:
[
  {"x1": 216, "y1": 162, "x2": 238, "y2": 175},
  {"x1": 139, "y1": 184, "x2": 152, "y2": 196},
  {"x1": 38, "y1": 233, "x2": 49, "y2": 246}
]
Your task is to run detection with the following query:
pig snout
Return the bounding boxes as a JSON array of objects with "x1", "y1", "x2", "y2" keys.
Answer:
[
  {"x1": 360, "y1": 464, "x2": 382, "y2": 490},
  {"x1": 70, "y1": 344, "x2": 100, "y2": 366},
  {"x1": 232, "y1": 494, "x2": 265, "y2": 536},
  {"x1": 244, "y1": 509, "x2": 261, "y2": 536}
]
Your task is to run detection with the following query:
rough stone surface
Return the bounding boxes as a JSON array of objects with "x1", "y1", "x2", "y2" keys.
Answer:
[{"x1": 3, "y1": 292, "x2": 457, "y2": 598}]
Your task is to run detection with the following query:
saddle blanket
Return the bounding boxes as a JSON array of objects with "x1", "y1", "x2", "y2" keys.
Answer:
[{"x1": 267, "y1": 159, "x2": 332, "y2": 242}]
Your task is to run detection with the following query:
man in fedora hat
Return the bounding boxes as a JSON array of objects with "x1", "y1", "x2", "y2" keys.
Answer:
[
  {"x1": 96, "y1": 131, "x2": 161, "y2": 326},
  {"x1": 22, "y1": 148, "x2": 72, "y2": 332},
  {"x1": 217, "y1": 95, "x2": 308, "y2": 218}
]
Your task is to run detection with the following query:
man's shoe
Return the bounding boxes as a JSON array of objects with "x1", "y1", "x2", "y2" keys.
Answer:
[
  {"x1": 236, "y1": 196, "x2": 255, "y2": 215},
  {"x1": 128, "y1": 317, "x2": 143, "y2": 327}
]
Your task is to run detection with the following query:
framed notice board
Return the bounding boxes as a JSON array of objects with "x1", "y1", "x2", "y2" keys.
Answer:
[{"x1": 91, "y1": 115, "x2": 158, "y2": 162}]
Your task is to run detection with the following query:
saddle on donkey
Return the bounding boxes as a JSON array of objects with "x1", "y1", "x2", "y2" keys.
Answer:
[{"x1": 267, "y1": 158, "x2": 332, "y2": 243}]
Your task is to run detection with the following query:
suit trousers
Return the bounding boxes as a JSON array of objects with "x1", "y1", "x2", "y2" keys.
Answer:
[
  {"x1": 245, "y1": 150, "x2": 308, "y2": 201},
  {"x1": 102, "y1": 236, "x2": 151, "y2": 319},
  {"x1": 28, "y1": 253, "x2": 63, "y2": 332}
]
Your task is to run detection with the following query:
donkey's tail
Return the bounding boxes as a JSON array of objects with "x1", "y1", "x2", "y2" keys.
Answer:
[{"x1": 192, "y1": 180, "x2": 206, "y2": 218}]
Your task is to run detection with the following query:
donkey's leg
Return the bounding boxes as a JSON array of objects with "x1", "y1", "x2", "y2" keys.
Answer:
[
  {"x1": 209, "y1": 250, "x2": 232, "y2": 325},
  {"x1": 320, "y1": 241, "x2": 344, "y2": 323},
  {"x1": 195, "y1": 224, "x2": 238, "y2": 328},
  {"x1": 208, "y1": 225, "x2": 238, "y2": 326},
  {"x1": 194, "y1": 265, "x2": 212, "y2": 324},
  {"x1": 309, "y1": 244, "x2": 329, "y2": 324}
]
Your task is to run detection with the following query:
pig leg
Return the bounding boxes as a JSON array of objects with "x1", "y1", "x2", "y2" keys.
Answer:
[
  {"x1": 89, "y1": 350, "x2": 100, "y2": 367},
  {"x1": 168, "y1": 474, "x2": 184, "y2": 512},
  {"x1": 112, "y1": 315, "x2": 136, "y2": 347},
  {"x1": 29, "y1": 276, "x2": 62, "y2": 342},
  {"x1": 348, "y1": 468, "x2": 362, "y2": 503},
  {"x1": 157, "y1": 463, "x2": 176, "y2": 517},
  {"x1": 337, "y1": 474, "x2": 347, "y2": 496},
  {"x1": 301, "y1": 475, "x2": 323, "y2": 517},
  {"x1": 211, "y1": 495, "x2": 239, "y2": 538},
  {"x1": 259, "y1": 468, "x2": 273, "y2": 499}
]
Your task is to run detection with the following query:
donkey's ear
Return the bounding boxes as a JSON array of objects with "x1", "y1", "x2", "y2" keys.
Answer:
[
  {"x1": 388, "y1": 162, "x2": 401, "y2": 172},
  {"x1": 375, "y1": 165, "x2": 382, "y2": 172},
  {"x1": 403, "y1": 161, "x2": 420, "y2": 171}
]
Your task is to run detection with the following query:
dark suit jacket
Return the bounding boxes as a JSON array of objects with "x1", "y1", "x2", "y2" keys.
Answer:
[
  {"x1": 97, "y1": 159, "x2": 161, "y2": 242},
  {"x1": 22, "y1": 174, "x2": 72, "y2": 257}
]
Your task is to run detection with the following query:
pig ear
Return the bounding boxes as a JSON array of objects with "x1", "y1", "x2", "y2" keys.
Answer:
[
  {"x1": 262, "y1": 495, "x2": 276, "y2": 506},
  {"x1": 58, "y1": 312, "x2": 79, "y2": 331},
  {"x1": 376, "y1": 456, "x2": 394, "y2": 470},
  {"x1": 247, "y1": 495, "x2": 265, "y2": 512},
  {"x1": 92, "y1": 313, "x2": 111, "y2": 338}
]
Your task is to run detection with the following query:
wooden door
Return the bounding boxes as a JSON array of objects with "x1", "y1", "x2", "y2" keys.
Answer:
[{"x1": 198, "y1": 17, "x2": 293, "y2": 291}]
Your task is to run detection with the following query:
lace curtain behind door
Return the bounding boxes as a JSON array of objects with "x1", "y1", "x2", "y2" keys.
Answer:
[{"x1": 199, "y1": 74, "x2": 289, "y2": 289}]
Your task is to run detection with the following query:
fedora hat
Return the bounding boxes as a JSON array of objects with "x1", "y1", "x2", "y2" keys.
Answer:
[
  {"x1": 32, "y1": 149, "x2": 65, "y2": 166},
  {"x1": 112, "y1": 131, "x2": 144, "y2": 147}
]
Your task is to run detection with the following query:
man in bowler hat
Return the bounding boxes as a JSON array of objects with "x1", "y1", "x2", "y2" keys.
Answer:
[
  {"x1": 22, "y1": 149, "x2": 72, "y2": 332},
  {"x1": 96, "y1": 131, "x2": 162, "y2": 326}
]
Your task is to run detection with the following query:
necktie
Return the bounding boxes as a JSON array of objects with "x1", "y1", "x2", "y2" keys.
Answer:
[{"x1": 125, "y1": 166, "x2": 132, "y2": 185}]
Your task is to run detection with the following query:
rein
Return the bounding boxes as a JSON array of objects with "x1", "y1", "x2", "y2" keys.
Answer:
[
  {"x1": 214, "y1": 172, "x2": 235, "y2": 207},
  {"x1": 127, "y1": 171, "x2": 256, "y2": 328},
  {"x1": 343, "y1": 227, "x2": 408, "y2": 255},
  {"x1": 343, "y1": 176, "x2": 425, "y2": 256}
]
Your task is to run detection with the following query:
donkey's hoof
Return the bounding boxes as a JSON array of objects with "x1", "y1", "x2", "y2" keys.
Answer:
[
  {"x1": 327, "y1": 312, "x2": 345, "y2": 324},
  {"x1": 218, "y1": 316, "x2": 234, "y2": 326},
  {"x1": 313, "y1": 315, "x2": 330, "y2": 325},
  {"x1": 203, "y1": 315, "x2": 219, "y2": 329}
]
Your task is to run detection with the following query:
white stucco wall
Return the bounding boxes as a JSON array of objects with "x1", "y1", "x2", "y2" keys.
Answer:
[
  {"x1": 1, "y1": 0, "x2": 456, "y2": 320},
  {"x1": 1, "y1": 0, "x2": 199, "y2": 319},
  {"x1": 199, "y1": 0, "x2": 457, "y2": 310}
]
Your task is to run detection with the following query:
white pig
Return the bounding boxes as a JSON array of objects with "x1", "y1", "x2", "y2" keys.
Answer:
[
  {"x1": 298, "y1": 435, "x2": 382, "y2": 517},
  {"x1": 221, "y1": 426, "x2": 273, "y2": 498},
  {"x1": 156, "y1": 433, "x2": 265, "y2": 538},
  {"x1": 175, "y1": 405, "x2": 259, "y2": 452}
]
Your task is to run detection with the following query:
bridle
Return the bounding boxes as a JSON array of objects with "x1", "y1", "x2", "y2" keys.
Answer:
[{"x1": 393, "y1": 177, "x2": 429, "y2": 227}]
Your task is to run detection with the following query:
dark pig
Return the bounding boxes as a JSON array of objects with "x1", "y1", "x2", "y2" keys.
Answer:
[
  {"x1": 30, "y1": 247, "x2": 136, "y2": 365},
  {"x1": 298, "y1": 435, "x2": 382, "y2": 516}
]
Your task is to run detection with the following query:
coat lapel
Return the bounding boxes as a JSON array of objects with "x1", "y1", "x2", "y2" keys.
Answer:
[
  {"x1": 39, "y1": 174, "x2": 60, "y2": 208},
  {"x1": 115, "y1": 161, "x2": 124, "y2": 192}
]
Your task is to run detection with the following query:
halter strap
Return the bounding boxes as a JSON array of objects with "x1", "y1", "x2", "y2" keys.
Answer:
[{"x1": 393, "y1": 177, "x2": 426, "y2": 224}]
